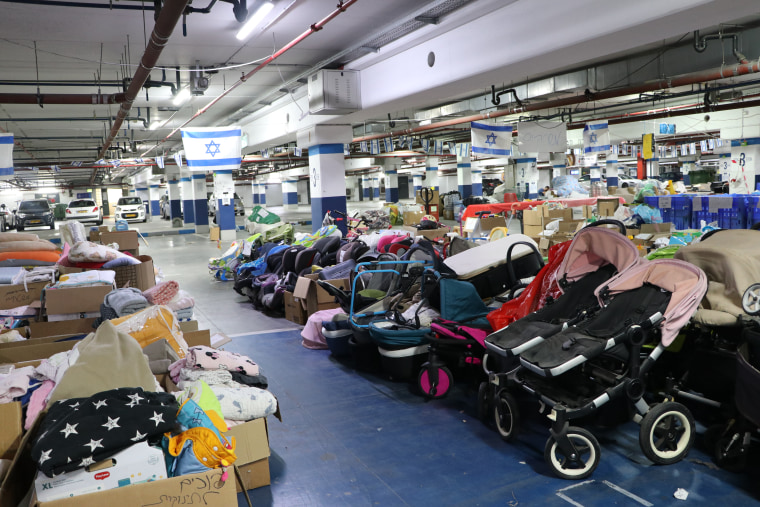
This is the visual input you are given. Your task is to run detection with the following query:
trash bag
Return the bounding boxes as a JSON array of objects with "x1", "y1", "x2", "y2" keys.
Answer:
[{"x1": 248, "y1": 206, "x2": 281, "y2": 225}]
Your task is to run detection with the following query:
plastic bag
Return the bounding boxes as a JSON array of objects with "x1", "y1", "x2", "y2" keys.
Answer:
[{"x1": 629, "y1": 205, "x2": 663, "y2": 223}]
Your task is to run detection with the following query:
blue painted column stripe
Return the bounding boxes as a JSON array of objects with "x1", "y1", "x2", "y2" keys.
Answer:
[
  {"x1": 285, "y1": 192, "x2": 298, "y2": 205},
  {"x1": 191, "y1": 173, "x2": 206, "y2": 180},
  {"x1": 170, "y1": 200, "x2": 182, "y2": 220},
  {"x1": 312, "y1": 196, "x2": 347, "y2": 236},
  {"x1": 150, "y1": 201, "x2": 160, "y2": 216},
  {"x1": 310, "y1": 144, "x2": 345, "y2": 155},
  {"x1": 472, "y1": 183, "x2": 483, "y2": 196},
  {"x1": 183, "y1": 200, "x2": 195, "y2": 223},
  {"x1": 194, "y1": 199, "x2": 209, "y2": 226},
  {"x1": 459, "y1": 184, "x2": 472, "y2": 198},
  {"x1": 217, "y1": 199, "x2": 235, "y2": 230},
  {"x1": 386, "y1": 188, "x2": 399, "y2": 202}
]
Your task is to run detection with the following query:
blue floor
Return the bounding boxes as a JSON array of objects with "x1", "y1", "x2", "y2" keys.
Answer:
[{"x1": 229, "y1": 330, "x2": 760, "y2": 506}]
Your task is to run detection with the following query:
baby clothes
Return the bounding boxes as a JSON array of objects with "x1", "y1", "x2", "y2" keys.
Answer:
[
  {"x1": 0, "y1": 366, "x2": 34, "y2": 403},
  {"x1": 186, "y1": 346, "x2": 260, "y2": 376},
  {"x1": 210, "y1": 386, "x2": 278, "y2": 421},
  {"x1": 177, "y1": 368, "x2": 243, "y2": 389}
]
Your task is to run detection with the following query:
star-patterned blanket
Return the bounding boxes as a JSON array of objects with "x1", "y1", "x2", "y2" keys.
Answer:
[{"x1": 31, "y1": 387, "x2": 177, "y2": 477}]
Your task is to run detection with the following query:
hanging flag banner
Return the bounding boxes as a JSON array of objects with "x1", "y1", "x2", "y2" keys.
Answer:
[
  {"x1": 95, "y1": 158, "x2": 106, "y2": 165},
  {"x1": 517, "y1": 121, "x2": 567, "y2": 153},
  {"x1": 70, "y1": 161, "x2": 83, "y2": 167},
  {"x1": 432, "y1": 140, "x2": 444, "y2": 155},
  {"x1": 455, "y1": 143, "x2": 470, "y2": 158},
  {"x1": 370, "y1": 139, "x2": 380, "y2": 155},
  {"x1": 700, "y1": 140, "x2": 708, "y2": 152},
  {"x1": 134, "y1": 158, "x2": 144, "y2": 164},
  {"x1": 155, "y1": 156, "x2": 165, "y2": 169},
  {"x1": 31, "y1": 166, "x2": 38, "y2": 173},
  {"x1": 0, "y1": 134, "x2": 13, "y2": 178},
  {"x1": 359, "y1": 141, "x2": 367, "y2": 153},
  {"x1": 471, "y1": 121, "x2": 512, "y2": 156},
  {"x1": 180, "y1": 126, "x2": 241, "y2": 171},
  {"x1": 642, "y1": 133, "x2": 655, "y2": 160},
  {"x1": 708, "y1": 139, "x2": 715, "y2": 150},
  {"x1": 421, "y1": 139, "x2": 430, "y2": 153},
  {"x1": 582, "y1": 120, "x2": 610, "y2": 155},
  {"x1": 344, "y1": 144, "x2": 350, "y2": 155},
  {"x1": 262, "y1": 148, "x2": 270, "y2": 158},
  {"x1": 383, "y1": 138, "x2": 393, "y2": 153},
  {"x1": 173, "y1": 152, "x2": 183, "y2": 169},
  {"x1": 111, "y1": 160, "x2": 121, "y2": 168},
  {"x1": 51, "y1": 165, "x2": 61, "y2": 173},
  {"x1": 294, "y1": 147, "x2": 302, "y2": 157}
]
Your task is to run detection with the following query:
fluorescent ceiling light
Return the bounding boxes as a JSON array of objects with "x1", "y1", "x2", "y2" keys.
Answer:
[
  {"x1": 149, "y1": 121, "x2": 162, "y2": 131},
  {"x1": 236, "y1": 2, "x2": 274, "y2": 41},
  {"x1": 172, "y1": 88, "x2": 191, "y2": 106}
]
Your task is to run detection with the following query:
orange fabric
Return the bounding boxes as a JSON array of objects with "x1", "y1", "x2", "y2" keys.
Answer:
[
  {"x1": 0, "y1": 250, "x2": 60, "y2": 263},
  {"x1": 111, "y1": 306, "x2": 188, "y2": 358}
]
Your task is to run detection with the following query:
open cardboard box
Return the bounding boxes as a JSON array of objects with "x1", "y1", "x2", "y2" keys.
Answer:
[
  {"x1": 283, "y1": 291, "x2": 307, "y2": 325},
  {"x1": 28, "y1": 318, "x2": 97, "y2": 338},
  {"x1": 43, "y1": 285, "x2": 114, "y2": 316},
  {"x1": 402, "y1": 225, "x2": 450, "y2": 241},
  {"x1": 402, "y1": 210, "x2": 425, "y2": 226},
  {"x1": 0, "y1": 283, "x2": 47, "y2": 311},
  {"x1": 98, "y1": 230, "x2": 139, "y2": 251},
  {"x1": 293, "y1": 273, "x2": 348, "y2": 317},
  {"x1": 462, "y1": 215, "x2": 506, "y2": 238}
]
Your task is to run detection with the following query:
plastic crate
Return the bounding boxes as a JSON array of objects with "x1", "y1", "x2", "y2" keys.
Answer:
[
  {"x1": 644, "y1": 195, "x2": 693, "y2": 230},
  {"x1": 718, "y1": 208, "x2": 745, "y2": 230},
  {"x1": 747, "y1": 196, "x2": 760, "y2": 229},
  {"x1": 692, "y1": 195, "x2": 747, "y2": 229}
]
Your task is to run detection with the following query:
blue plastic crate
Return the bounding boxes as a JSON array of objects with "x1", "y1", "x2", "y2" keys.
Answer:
[
  {"x1": 718, "y1": 208, "x2": 745, "y2": 229},
  {"x1": 692, "y1": 195, "x2": 747, "y2": 229},
  {"x1": 747, "y1": 196, "x2": 760, "y2": 228},
  {"x1": 645, "y1": 195, "x2": 693, "y2": 230}
]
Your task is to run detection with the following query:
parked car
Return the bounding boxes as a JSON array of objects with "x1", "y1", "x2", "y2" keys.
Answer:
[
  {"x1": 65, "y1": 199, "x2": 103, "y2": 224},
  {"x1": 114, "y1": 196, "x2": 147, "y2": 222},
  {"x1": 15, "y1": 199, "x2": 55, "y2": 231},
  {"x1": 616, "y1": 176, "x2": 641, "y2": 188},
  {"x1": 657, "y1": 171, "x2": 683, "y2": 182},
  {"x1": 208, "y1": 192, "x2": 245, "y2": 216},
  {"x1": 0, "y1": 204, "x2": 15, "y2": 231}
]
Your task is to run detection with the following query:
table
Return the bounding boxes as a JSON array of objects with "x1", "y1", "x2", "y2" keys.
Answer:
[{"x1": 460, "y1": 196, "x2": 627, "y2": 222}]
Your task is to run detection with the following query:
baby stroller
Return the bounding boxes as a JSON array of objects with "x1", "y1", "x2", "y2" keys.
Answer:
[{"x1": 492, "y1": 259, "x2": 707, "y2": 479}]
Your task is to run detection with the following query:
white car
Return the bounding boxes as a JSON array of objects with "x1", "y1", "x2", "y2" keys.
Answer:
[
  {"x1": 615, "y1": 176, "x2": 641, "y2": 188},
  {"x1": 114, "y1": 196, "x2": 147, "y2": 222},
  {"x1": 65, "y1": 199, "x2": 103, "y2": 224}
]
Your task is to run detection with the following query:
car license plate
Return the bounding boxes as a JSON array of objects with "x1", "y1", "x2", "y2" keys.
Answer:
[
  {"x1": 125, "y1": 213, "x2": 137, "y2": 218},
  {"x1": 30, "y1": 220, "x2": 41, "y2": 224},
  {"x1": 77, "y1": 210, "x2": 87, "y2": 214}
]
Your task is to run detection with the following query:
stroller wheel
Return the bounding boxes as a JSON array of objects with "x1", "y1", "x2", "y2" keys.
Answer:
[
  {"x1": 493, "y1": 389, "x2": 520, "y2": 442},
  {"x1": 418, "y1": 366, "x2": 453, "y2": 399},
  {"x1": 708, "y1": 423, "x2": 749, "y2": 472},
  {"x1": 477, "y1": 381, "x2": 490, "y2": 422},
  {"x1": 544, "y1": 426, "x2": 600, "y2": 480},
  {"x1": 639, "y1": 402, "x2": 695, "y2": 465},
  {"x1": 742, "y1": 283, "x2": 760, "y2": 315}
]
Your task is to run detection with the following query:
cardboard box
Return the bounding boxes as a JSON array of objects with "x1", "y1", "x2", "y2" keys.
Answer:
[
  {"x1": 34, "y1": 442, "x2": 167, "y2": 503},
  {"x1": 178, "y1": 320, "x2": 199, "y2": 333},
  {"x1": 284, "y1": 291, "x2": 307, "y2": 325},
  {"x1": 293, "y1": 274, "x2": 348, "y2": 317},
  {"x1": 210, "y1": 226, "x2": 221, "y2": 241},
  {"x1": 462, "y1": 215, "x2": 506, "y2": 237},
  {"x1": 44, "y1": 285, "x2": 113, "y2": 315},
  {"x1": 403, "y1": 225, "x2": 450, "y2": 241},
  {"x1": 226, "y1": 417, "x2": 271, "y2": 492},
  {"x1": 597, "y1": 198, "x2": 620, "y2": 217},
  {"x1": 29, "y1": 318, "x2": 96, "y2": 338},
  {"x1": 522, "y1": 208, "x2": 543, "y2": 227},
  {"x1": 0, "y1": 403, "x2": 22, "y2": 461},
  {"x1": 402, "y1": 211, "x2": 425, "y2": 226},
  {"x1": 0, "y1": 282, "x2": 48, "y2": 311},
  {"x1": 98, "y1": 231, "x2": 139, "y2": 251},
  {"x1": 88, "y1": 226, "x2": 110, "y2": 243},
  {"x1": 0, "y1": 340, "x2": 78, "y2": 364},
  {"x1": 184, "y1": 329, "x2": 211, "y2": 348},
  {"x1": 415, "y1": 189, "x2": 439, "y2": 206},
  {"x1": 235, "y1": 459, "x2": 270, "y2": 492}
]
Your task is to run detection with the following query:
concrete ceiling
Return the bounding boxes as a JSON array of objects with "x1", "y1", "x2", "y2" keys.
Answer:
[{"x1": 1, "y1": 0, "x2": 760, "y2": 188}]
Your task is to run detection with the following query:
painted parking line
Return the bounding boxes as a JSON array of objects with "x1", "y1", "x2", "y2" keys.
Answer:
[{"x1": 556, "y1": 480, "x2": 653, "y2": 507}]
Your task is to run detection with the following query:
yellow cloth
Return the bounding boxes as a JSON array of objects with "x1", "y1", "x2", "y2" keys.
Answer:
[{"x1": 111, "y1": 305, "x2": 189, "y2": 358}]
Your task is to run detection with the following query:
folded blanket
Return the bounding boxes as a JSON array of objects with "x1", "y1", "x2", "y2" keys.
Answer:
[
  {"x1": 0, "y1": 232, "x2": 39, "y2": 242},
  {"x1": 165, "y1": 290, "x2": 195, "y2": 311},
  {"x1": 0, "y1": 267, "x2": 25, "y2": 284},
  {"x1": 229, "y1": 371, "x2": 269, "y2": 389},
  {"x1": 175, "y1": 308, "x2": 194, "y2": 320},
  {"x1": 104, "y1": 287, "x2": 150, "y2": 317},
  {"x1": 143, "y1": 280, "x2": 179, "y2": 306},
  {"x1": 178, "y1": 367, "x2": 243, "y2": 389},
  {"x1": 53, "y1": 269, "x2": 116, "y2": 288},
  {"x1": 186, "y1": 346, "x2": 260, "y2": 376},
  {"x1": 0, "y1": 240, "x2": 58, "y2": 252},
  {"x1": 210, "y1": 385, "x2": 278, "y2": 421},
  {"x1": 68, "y1": 241, "x2": 126, "y2": 263},
  {"x1": 17, "y1": 266, "x2": 57, "y2": 286}
]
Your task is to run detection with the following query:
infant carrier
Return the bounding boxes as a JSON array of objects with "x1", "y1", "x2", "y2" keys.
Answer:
[{"x1": 489, "y1": 259, "x2": 707, "y2": 479}]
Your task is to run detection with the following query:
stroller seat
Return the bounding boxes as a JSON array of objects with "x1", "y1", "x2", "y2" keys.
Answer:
[{"x1": 485, "y1": 223, "x2": 640, "y2": 359}]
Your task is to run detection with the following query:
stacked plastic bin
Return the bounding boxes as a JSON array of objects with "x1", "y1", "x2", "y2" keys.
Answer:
[
  {"x1": 644, "y1": 195, "x2": 693, "y2": 230},
  {"x1": 691, "y1": 195, "x2": 747, "y2": 229},
  {"x1": 747, "y1": 195, "x2": 760, "y2": 228}
]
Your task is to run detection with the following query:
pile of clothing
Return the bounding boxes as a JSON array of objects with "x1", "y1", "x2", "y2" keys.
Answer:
[
  {"x1": 170, "y1": 345, "x2": 276, "y2": 426},
  {"x1": 0, "y1": 232, "x2": 60, "y2": 267},
  {"x1": 143, "y1": 280, "x2": 195, "y2": 320},
  {"x1": 48, "y1": 269, "x2": 116, "y2": 290}
]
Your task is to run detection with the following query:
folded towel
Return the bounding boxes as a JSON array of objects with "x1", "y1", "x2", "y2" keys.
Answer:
[
  {"x1": 175, "y1": 308, "x2": 194, "y2": 320},
  {"x1": 0, "y1": 267, "x2": 25, "y2": 284},
  {"x1": 143, "y1": 280, "x2": 179, "y2": 306},
  {"x1": 104, "y1": 287, "x2": 150, "y2": 317},
  {"x1": 53, "y1": 269, "x2": 116, "y2": 288},
  {"x1": 165, "y1": 290, "x2": 195, "y2": 311},
  {"x1": 177, "y1": 367, "x2": 243, "y2": 389}
]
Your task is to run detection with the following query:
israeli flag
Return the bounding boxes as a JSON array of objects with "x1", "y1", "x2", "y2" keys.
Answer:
[
  {"x1": 421, "y1": 139, "x2": 430, "y2": 153},
  {"x1": 0, "y1": 133, "x2": 13, "y2": 178},
  {"x1": 472, "y1": 121, "x2": 512, "y2": 156},
  {"x1": 447, "y1": 142, "x2": 455, "y2": 154},
  {"x1": 111, "y1": 159, "x2": 121, "y2": 168},
  {"x1": 51, "y1": 165, "x2": 61, "y2": 173},
  {"x1": 70, "y1": 161, "x2": 83, "y2": 167},
  {"x1": 359, "y1": 141, "x2": 368, "y2": 153},
  {"x1": 173, "y1": 152, "x2": 183, "y2": 168},
  {"x1": 582, "y1": 120, "x2": 610, "y2": 154},
  {"x1": 294, "y1": 147, "x2": 302, "y2": 157},
  {"x1": 700, "y1": 140, "x2": 708, "y2": 152},
  {"x1": 432, "y1": 140, "x2": 444, "y2": 155},
  {"x1": 383, "y1": 138, "x2": 393, "y2": 153},
  {"x1": 407, "y1": 137, "x2": 415, "y2": 150},
  {"x1": 370, "y1": 139, "x2": 380, "y2": 155},
  {"x1": 455, "y1": 143, "x2": 471, "y2": 158},
  {"x1": 134, "y1": 158, "x2": 144, "y2": 164},
  {"x1": 94, "y1": 158, "x2": 106, "y2": 165},
  {"x1": 611, "y1": 144, "x2": 619, "y2": 156},
  {"x1": 708, "y1": 139, "x2": 715, "y2": 150},
  {"x1": 31, "y1": 166, "x2": 38, "y2": 173},
  {"x1": 262, "y1": 148, "x2": 270, "y2": 159},
  {"x1": 180, "y1": 126, "x2": 242, "y2": 171},
  {"x1": 155, "y1": 156, "x2": 165, "y2": 169}
]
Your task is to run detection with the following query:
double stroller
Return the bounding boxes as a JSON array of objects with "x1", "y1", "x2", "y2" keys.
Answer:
[{"x1": 480, "y1": 221, "x2": 707, "y2": 479}]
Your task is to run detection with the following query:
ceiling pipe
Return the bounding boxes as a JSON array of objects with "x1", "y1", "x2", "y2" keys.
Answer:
[
  {"x1": 0, "y1": 93, "x2": 126, "y2": 105},
  {"x1": 97, "y1": 0, "x2": 191, "y2": 183},
  {"x1": 146, "y1": 0, "x2": 360, "y2": 155},
  {"x1": 352, "y1": 58, "x2": 760, "y2": 143}
]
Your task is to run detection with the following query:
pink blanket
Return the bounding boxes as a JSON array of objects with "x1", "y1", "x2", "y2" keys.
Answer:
[
  {"x1": 143, "y1": 280, "x2": 179, "y2": 305},
  {"x1": 186, "y1": 345, "x2": 260, "y2": 376}
]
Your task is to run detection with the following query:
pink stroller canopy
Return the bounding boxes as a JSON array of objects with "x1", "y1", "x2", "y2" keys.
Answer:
[{"x1": 594, "y1": 259, "x2": 707, "y2": 346}]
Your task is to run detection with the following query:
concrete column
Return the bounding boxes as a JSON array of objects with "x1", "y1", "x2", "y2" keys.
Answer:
[
  {"x1": 552, "y1": 164, "x2": 566, "y2": 181},
  {"x1": 372, "y1": 175, "x2": 380, "y2": 199},
  {"x1": 605, "y1": 159, "x2": 619, "y2": 188},
  {"x1": 729, "y1": 139, "x2": 760, "y2": 193},
  {"x1": 213, "y1": 170, "x2": 236, "y2": 241},
  {"x1": 148, "y1": 184, "x2": 161, "y2": 218},
  {"x1": 719, "y1": 153, "x2": 731, "y2": 183},
  {"x1": 471, "y1": 169, "x2": 483, "y2": 196},
  {"x1": 589, "y1": 166, "x2": 601, "y2": 183},
  {"x1": 413, "y1": 174, "x2": 422, "y2": 193},
  {"x1": 192, "y1": 173, "x2": 209, "y2": 234},
  {"x1": 515, "y1": 157, "x2": 538, "y2": 198},
  {"x1": 647, "y1": 159, "x2": 660, "y2": 181},
  {"x1": 384, "y1": 161, "x2": 399, "y2": 203},
  {"x1": 457, "y1": 154, "x2": 472, "y2": 198},
  {"x1": 259, "y1": 181, "x2": 267, "y2": 205},
  {"x1": 307, "y1": 143, "x2": 349, "y2": 235},
  {"x1": 425, "y1": 156, "x2": 439, "y2": 191},
  {"x1": 362, "y1": 175, "x2": 371, "y2": 200},
  {"x1": 282, "y1": 179, "x2": 298, "y2": 210},
  {"x1": 167, "y1": 174, "x2": 182, "y2": 221},
  {"x1": 253, "y1": 182, "x2": 259, "y2": 205},
  {"x1": 180, "y1": 174, "x2": 194, "y2": 225}
]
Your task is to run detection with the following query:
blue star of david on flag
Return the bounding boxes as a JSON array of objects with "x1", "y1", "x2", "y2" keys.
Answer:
[
  {"x1": 583, "y1": 120, "x2": 610, "y2": 154},
  {"x1": 485, "y1": 133, "x2": 497, "y2": 146},
  {"x1": 205, "y1": 140, "x2": 221, "y2": 157},
  {"x1": 471, "y1": 121, "x2": 512, "y2": 156}
]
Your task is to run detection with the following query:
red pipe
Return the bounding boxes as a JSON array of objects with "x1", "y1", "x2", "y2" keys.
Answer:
[
  {"x1": 98, "y1": 0, "x2": 190, "y2": 165},
  {"x1": 0, "y1": 93, "x2": 126, "y2": 105},
  {"x1": 352, "y1": 59, "x2": 760, "y2": 143},
  {"x1": 155, "y1": 0, "x2": 359, "y2": 148}
]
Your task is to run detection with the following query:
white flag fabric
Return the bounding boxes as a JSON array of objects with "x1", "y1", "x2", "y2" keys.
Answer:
[
  {"x1": 359, "y1": 141, "x2": 367, "y2": 153},
  {"x1": 111, "y1": 160, "x2": 121, "y2": 168},
  {"x1": 70, "y1": 161, "x2": 83, "y2": 167},
  {"x1": 370, "y1": 139, "x2": 380, "y2": 155},
  {"x1": 0, "y1": 133, "x2": 13, "y2": 178},
  {"x1": 383, "y1": 138, "x2": 393, "y2": 153},
  {"x1": 51, "y1": 165, "x2": 61, "y2": 173},
  {"x1": 180, "y1": 126, "x2": 242, "y2": 171},
  {"x1": 471, "y1": 121, "x2": 512, "y2": 156},
  {"x1": 173, "y1": 152, "x2": 183, "y2": 169},
  {"x1": 421, "y1": 139, "x2": 430, "y2": 153},
  {"x1": 455, "y1": 143, "x2": 470, "y2": 158},
  {"x1": 294, "y1": 147, "x2": 302, "y2": 157},
  {"x1": 262, "y1": 148, "x2": 270, "y2": 159},
  {"x1": 582, "y1": 120, "x2": 610, "y2": 155},
  {"x1": 344, "y1": 144, "x2": 350, "y2": 155},
  {"x1": 95, "y1": 158, "x2": 106, "y2": 165},
  {"x1": 432, "y1": 141, "x2": 444, "y2": 155},
  {"x1": 155, "y1": 156, "x2": 165, "y2": 169}
]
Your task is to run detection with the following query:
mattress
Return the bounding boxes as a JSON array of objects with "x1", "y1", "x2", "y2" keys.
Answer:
[{"x1": 443, "y1": 234, "x2": 538, "y2": 279}]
